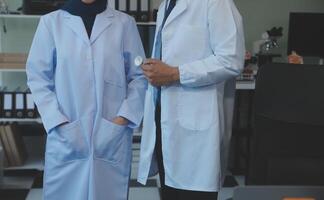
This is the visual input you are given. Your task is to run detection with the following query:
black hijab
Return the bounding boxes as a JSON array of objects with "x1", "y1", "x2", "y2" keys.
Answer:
[{"x1": 62, "y1": 0, "x2": 108, "y2": 37}]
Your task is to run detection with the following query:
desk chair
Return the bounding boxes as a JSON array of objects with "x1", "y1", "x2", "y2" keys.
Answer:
[{"x1": 247, "y1": 63, "x2": 324, "y2": 185}]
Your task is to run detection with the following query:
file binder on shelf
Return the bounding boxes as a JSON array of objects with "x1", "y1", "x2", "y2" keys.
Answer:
[
  {"x1": 139, "y1": 0, "x2": 150, "y2": 22},
  {"x1": 128, "y1": 0, "x2": 150, "y2": 22},
  {"x1": 0, "y1": 88, "x2": 38, "y2": 119},
  {"x1": 0, "y1": 124, "x2": 15, "y2": 166},
  {"x1": 0, "y1": 125, "x2": 9, "y2": 167},
  {"x1": 14, "y1": 88, "x2": 25, "y2": 118},
  {"x1": 25, "y1": 90, "x2": 37, "y2": 119},
  {"x1": 107, "y1": 0, "x2": 116, "y2": 10},
  {"x1": 118, "y1": 0, "x2": 127, "y2": 12},
  {"x1": 0, "y1": 123, "x2": 28, "y2": 167},
  {"x1": 3, "y1": 90, "x2": 14, "y2": 118},
  {"x1": 128, "y1": 0, "x2": 139, "y2": 20},
  {"x1": 4, "y1": 124, "x2": 28, "y2": 166},
  {"x1": 107, "y1": 0, "x2": 150, "y2": 22},
  {"x1": 0, "y1": 143, "x2": 5, "y2": 175}
]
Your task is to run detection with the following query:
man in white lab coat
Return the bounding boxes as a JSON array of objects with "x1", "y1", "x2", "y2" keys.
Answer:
[{"x1": 138, "y1": 0, "x2": 245, "y2": 199}]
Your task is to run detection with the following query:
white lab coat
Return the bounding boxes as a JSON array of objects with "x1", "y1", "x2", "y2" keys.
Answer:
[
  {"x1": 26, "y1": 8, "x2": 147, "y2": 200},
  {"x1": 137, "y1": 0, "x2": 245, "y2": 192}
]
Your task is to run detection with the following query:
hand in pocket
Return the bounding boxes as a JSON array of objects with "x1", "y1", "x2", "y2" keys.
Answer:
[{"x1": 112, "y1": 117, "x2": 128, "y2": 126}]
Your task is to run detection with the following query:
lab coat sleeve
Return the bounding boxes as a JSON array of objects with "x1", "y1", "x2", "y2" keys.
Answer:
[
  {"x1": 26, "y1": 17, "x2": 69, "y2": 133},
  {"x1": 117, "y1": 18, "x2": 148, "y2": 129},
  {"x1": 178, "y1": 0, "x2": 245, "y2": 87}
]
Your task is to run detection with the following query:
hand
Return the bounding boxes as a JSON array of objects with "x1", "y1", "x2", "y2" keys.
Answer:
[
  {"x1": 112, "y1": 116, "x2": 129, "y2": 126},
  {"x1": 141, "y1": 59, "x2": 180, "y2": 87}
]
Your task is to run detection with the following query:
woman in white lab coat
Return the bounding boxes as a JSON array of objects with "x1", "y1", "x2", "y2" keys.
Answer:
[{"x1": 26, "y1": 0, "x2": 147, "y2": 199}]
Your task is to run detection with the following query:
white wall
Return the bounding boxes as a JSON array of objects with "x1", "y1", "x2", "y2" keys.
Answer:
[{"x1": 235, "y1": 0, "x2": 324, "y2": 56}]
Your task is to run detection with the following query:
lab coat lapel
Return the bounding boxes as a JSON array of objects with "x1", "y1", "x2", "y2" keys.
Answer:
[
  {"x1": 163, "y1": 0, "x2": 188, "y2": 29},
  {"x1": 63, "y1": 12, "x2": 90, "y2": 45},
  {"x1": 90, "y1": 9, "x2": 114, "y2": 45}
]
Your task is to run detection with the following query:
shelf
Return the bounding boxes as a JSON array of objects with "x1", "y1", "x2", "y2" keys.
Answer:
[
  {"x1": 0, "y1": 54, "x2": 27, "y2": 72},
  {"x1": 0, "y1": 63, "x2": 26, "y2": 72},
  {"x1": 0, "y1": 68, "x2": 26, "y2": 72},
  {"x1": 0, "y1": 14, "x2": 40, "y2": 19},
  {"x1": 0, "y1": 118, "x2": 42, "y2": 124},
  {"x1": 5, "y1": 154, "x2": 44, "y2": 171}
]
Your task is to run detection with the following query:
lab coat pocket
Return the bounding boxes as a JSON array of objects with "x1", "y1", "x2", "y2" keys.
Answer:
[
  {"x1": 177, "y1": 86, "x2": 216, "y2": 131},
  {"x1": 46, "y1": 119, "x2": 89, "y2": 164},
  {"x1": 103, "y1": 80, "x2": 125, "y2": 121},
  {"x1": 94, "y1": 118, "x2": 128, "y2": 164}
]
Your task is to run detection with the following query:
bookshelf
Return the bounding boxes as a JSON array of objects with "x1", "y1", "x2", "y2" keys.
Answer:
[
  {"x1": 0, "y1": 118, "x2": 42, "y2": 124},
  {"x1": 0, "y1": 56, "x2": 43, "y2": 171}
]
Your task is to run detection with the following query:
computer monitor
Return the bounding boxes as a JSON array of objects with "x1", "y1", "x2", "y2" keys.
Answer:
[{"x1": 287, "y1": 12, "x2": 324, "y2": 60}]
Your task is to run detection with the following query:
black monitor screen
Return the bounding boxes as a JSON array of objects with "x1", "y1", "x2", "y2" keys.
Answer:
[{"x1": 287, "y1": 12, "x2": 324, "y2": 58}]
